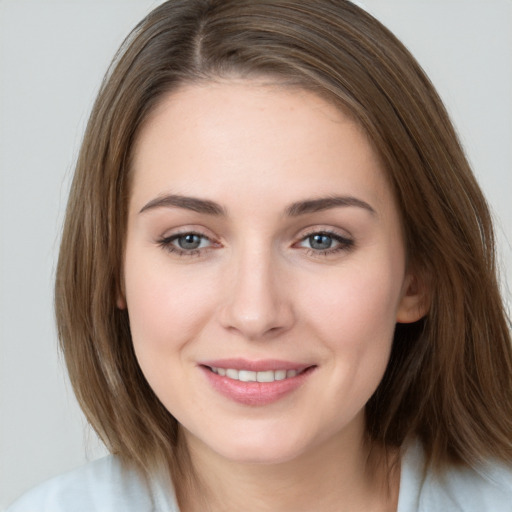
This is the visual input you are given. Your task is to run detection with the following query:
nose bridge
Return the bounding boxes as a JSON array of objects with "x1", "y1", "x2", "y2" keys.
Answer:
[{"x1": 220, "y1": 240, "x2": 293, "y2": 339}]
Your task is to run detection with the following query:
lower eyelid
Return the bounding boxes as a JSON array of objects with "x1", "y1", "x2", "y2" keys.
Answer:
[{"x1": 158, "y1": 241, "x2": 206, "y2": 257}]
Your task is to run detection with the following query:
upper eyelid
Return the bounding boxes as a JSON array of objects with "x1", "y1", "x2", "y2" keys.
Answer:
[
  {"x1": 297, "y1": 226, "x2": 353, "y2": 240},
  {"x1": 165, "y1": 230, "x2": 211, "y2": 240},
  {"x1": 165, "y1": 232, "x2": 212, "y2": 243},
  {"x1": 296, "y1": 231, "x2": 353, "y2": 248},
  {"x1": 159, "y1": 226, "x2": 216, "y2": 240}
]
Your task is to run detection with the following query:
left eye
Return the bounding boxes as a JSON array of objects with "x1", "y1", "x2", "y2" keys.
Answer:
[
  {"x1": 305, "y1": 233, "x2": 335, "y2": 250},
  {"x1": 176, "y1": 233, "x2": 206, "y2": 250},
  {"x1": 298, "y1": 232, "x2": 352, "y2": 252}
]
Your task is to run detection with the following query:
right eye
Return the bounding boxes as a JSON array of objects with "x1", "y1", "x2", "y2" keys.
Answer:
[{"x1": 158, "y1": 232, "x2": 214, "y2": 256}]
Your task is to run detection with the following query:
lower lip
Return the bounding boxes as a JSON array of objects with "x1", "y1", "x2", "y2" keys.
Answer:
[{"x1": 201, "y1": 366, "x2": 315, "y2": 406}]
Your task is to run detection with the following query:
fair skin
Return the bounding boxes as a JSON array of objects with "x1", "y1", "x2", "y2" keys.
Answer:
[{"x1": 120, "y1": 80, "x2": 427, "y2": 512}]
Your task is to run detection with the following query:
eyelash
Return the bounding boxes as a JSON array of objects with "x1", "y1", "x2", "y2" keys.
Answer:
[
  {"x1": 157, "y1": 231, "x2": 215, "y2": 257},
  {"x1": 157, "y1": 229, "x2": 354, "y2": 258},
  {"x1": 297, "y1": 229, "x2": 354, "y2": 257}
]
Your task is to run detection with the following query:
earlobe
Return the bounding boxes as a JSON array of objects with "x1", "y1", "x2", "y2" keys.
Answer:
[
  {"x1": 116, "y1": 279, "x2": 127, "y2": 310},
  {"x1": 117, "y1": 294, "x2": 127, "y2": 309},
  {"x1": 396, "y1": 273, "x2": 430, "y2": 324},
  {"x1": 116, "y1": 270, "x2": 127, "y2": 309}
]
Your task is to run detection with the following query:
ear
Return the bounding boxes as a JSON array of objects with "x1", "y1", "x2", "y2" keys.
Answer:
[
  {"x1": 396, "y1": 272, "x2": 430, "y2": 323},
  {"x1": 116, "y1": 274, "x2": 127, "y2": 310},
  {"x1": 117, "y1": 293, "x2": 127, "y2": 310}
]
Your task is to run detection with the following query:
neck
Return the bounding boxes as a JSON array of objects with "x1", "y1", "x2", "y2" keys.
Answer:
[{"x1": 178, "y1": 421, "x2": 400, "y2": 512}]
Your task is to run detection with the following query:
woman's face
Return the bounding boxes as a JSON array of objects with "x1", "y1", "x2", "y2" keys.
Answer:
[{"x1": 122, "y1": 80, "x2": 424, "y2": 465}]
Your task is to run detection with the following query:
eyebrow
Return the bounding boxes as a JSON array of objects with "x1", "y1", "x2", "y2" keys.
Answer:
[
  {"x1": 285, "y1": 196, "x2": 376, "y2": 217},
  {"x1": 139, "y1": 194, "x2": 226, "y2": 215},
  {"x1": 139, "y1": 194, "x2": 375, "y2": 217}
]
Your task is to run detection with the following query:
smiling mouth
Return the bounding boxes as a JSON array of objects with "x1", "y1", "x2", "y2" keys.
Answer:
[
  {"x1": 206, "y1": 366, "x2": 308, "y2": 382},
  {"x1": 201, "y1": 363, "x2": 316, "y2": 405}
]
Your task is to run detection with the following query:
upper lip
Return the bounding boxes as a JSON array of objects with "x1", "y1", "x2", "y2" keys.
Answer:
[{"x1": 199, "y1": 358, "x2": 313, "y2": 372}]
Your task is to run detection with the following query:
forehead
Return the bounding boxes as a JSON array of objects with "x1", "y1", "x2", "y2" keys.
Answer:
[{"x1": 129, "y1": 80, "x2": 392, "y2": 217}]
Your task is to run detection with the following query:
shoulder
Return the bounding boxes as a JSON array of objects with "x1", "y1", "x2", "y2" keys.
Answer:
[
  {"x1": 398, "y1": 441, "x2": 512, "y2": 512},
  {"x1": 6, "y1": 455, "x2": 178, "y2": 512}
]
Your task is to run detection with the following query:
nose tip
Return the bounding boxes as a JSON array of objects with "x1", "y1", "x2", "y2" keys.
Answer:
[
  {"x1": 218, "y1": 258, "x2": 294, "y2": 340},
  {"x1": 223, "y1": 306, "x2": 289, "y2": 340}
]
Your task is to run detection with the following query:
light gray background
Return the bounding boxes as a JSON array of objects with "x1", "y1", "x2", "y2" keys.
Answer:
[{"x1": 1, "y1": 0, "x2": 511, "y2": 508}]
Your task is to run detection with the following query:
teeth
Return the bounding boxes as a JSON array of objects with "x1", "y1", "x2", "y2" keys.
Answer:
[
  {"x1": 239, "y1": 370, "x2": 257, "y2": 382},
  {"x1": 257, "y1": 370, "x2": 274, "y2": 383},
  {"x1": 275, "y1": 370, "x2": 287, "y2": 381},
  {"x1": 210, "y1": 367, "x2": 304, "y2": 382},
  {"x1": 226, "y1": 369, "x2": 239, "y2": 379}
]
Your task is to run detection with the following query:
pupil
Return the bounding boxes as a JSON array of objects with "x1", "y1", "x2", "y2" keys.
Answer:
[
  {"x1": 178, "y1": 234, "x2": 201, "y2": 250},
  {"x1": 310, "y1": 234, "x2": 332, "y2": 250}
]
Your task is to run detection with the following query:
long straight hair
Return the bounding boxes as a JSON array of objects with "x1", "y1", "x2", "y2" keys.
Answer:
[{"x1": 55, "y1": 0, "x2": 512, "y2": 490}]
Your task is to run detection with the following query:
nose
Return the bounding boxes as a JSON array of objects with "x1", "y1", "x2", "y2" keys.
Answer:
[{"x1": 218, "y1": 246, "x2": 295, "y2": 340}]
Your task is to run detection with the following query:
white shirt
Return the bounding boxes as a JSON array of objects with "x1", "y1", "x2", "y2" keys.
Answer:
[{"x1": 7, "y1": 441, "x2": 512, "y2": 511}]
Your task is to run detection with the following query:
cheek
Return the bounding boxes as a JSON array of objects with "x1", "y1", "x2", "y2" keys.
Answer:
[
  {"x1": 123, "y1": 258, "x2": 221, "y2": 412},
  {"x1": 123, "y1": 252, "x2": 217, "y2": 360},
  {"x1": 297, "y1": 263, "x2": 402, "y2": 419},
  {"x1": 303, "y1": 263, "x2": 403, "y2": 342}
]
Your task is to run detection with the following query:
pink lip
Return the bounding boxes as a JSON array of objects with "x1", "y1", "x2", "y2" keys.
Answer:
[{"x1": 199, "y1": 359, "x2": 316, "y2": 406}]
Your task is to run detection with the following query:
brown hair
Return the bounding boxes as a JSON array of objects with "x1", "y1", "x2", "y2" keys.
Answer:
[{"x1": 55, "y1": 0, "x2": 512, "y2": 486}]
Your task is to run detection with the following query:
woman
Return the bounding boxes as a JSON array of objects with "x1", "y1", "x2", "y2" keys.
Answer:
[{"x1": 8, "y1": 0, "x2": 512, "y2": 510}]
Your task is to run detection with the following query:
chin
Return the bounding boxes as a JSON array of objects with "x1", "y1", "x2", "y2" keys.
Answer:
[
  {"x1": 191, "y1": 424, "x2": 318, "y2": 466},
  {"x1": 217, "y1": 442, "x2": 306, "y2": 466}
]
